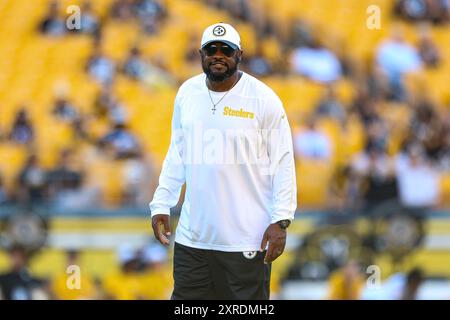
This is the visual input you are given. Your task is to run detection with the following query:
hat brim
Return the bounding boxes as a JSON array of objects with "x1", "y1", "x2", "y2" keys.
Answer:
[{"x1": 201, "y1": 40, "x2": 239, "y2": 50}]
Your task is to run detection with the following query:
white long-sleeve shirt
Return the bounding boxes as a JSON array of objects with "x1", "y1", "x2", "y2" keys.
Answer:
[{"x1": 149, "y1": 72, "x2": 297, "y2": 252}]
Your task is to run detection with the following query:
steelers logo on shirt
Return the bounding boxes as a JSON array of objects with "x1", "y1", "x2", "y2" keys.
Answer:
[
  {"x1": 213, "y1": 25, "x2": 226, "y2": 36},
  {"x1": 243, "y1": 251, "x2": 257, "y2": 259}
]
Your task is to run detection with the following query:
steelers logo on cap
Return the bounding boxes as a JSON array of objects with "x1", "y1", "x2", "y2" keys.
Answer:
[{"x1": 213, "y1": 25, "x2": 226, "y2": 36}]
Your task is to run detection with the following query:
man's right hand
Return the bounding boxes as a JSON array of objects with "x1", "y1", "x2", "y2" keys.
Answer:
[{"x1": 151, "y1": 214, "x2": 171, "y2": 246}]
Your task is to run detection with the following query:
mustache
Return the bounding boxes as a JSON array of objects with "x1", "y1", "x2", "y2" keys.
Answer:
[
  {"x1": 209, "y1": 60, "x2": 228, "y2": 67},
  {"x1": 202, "y1": 56, "x2": 239, "y2": 82}
]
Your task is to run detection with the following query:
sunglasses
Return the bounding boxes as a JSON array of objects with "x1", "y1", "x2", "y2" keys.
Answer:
[{"x1": 204, "y1": 44, "x2": 236, "y2": 57}]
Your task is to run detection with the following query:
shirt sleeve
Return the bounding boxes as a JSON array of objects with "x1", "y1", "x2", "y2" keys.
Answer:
[
  {"x1": 149, "y1": 92, "x2": 186, "y2": 217},
  {"x1": 262, "y1": 93, "x2": 297, "y2": 224}
]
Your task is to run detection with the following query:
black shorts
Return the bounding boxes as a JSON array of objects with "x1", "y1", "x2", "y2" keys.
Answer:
[{"x1": 172, "y1": 242, "x2": 271, "y2": 300}]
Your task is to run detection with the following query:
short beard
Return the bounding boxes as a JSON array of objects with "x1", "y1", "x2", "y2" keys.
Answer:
[{"x1": 202, "y1": 57, "x2": 239, "y2": 82}]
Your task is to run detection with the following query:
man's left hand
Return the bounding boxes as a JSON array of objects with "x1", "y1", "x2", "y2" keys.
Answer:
[{"x1": 260, "y1": 223, "x2": 286, "y2": 263}]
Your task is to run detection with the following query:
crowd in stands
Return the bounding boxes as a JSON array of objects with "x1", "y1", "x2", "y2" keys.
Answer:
[
  {"x1": 0, "y1": 0, "x2": 449, "y2": 214},
  {"x1": 394, "y1": 0, "x2": 450, "y2": 24},
  {"x1": 0, "y1": 241, "x2": 429, "y2": 300},
  {"x1": 0, "y1": 0, "x2": 165, "y2": 209},
  {"x1": 1, "y1": 0, "x2": 450, "y2": 300},
  {"x1": 0, "y1": 242, "x2": 172, "y2": 300},
  {"x1": 288, "y1": 27, "x2": 449, "y2": 215},
  {"x1": 325, "y1": 260, "x2": 426, "y2": 300}
]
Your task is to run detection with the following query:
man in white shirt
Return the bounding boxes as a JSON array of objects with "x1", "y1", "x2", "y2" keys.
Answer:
[
  {"x1": 395, "y1": 145, "x2": 439, "y2": 209},
  {"x1": 149, "y1": 22, "x2": 297, "y2": 299},
  {"x1": 290, "y1": 41, "x2": 342, "y2": 83},
  {"x1": 376, "y1": 28, "x2": 422, "y2": 100},
  {"x1": 294, "y1": 118, "x2": 332, "y2": 160}
]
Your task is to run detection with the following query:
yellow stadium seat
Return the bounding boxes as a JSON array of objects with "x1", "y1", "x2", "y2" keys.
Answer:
[
  {"x1": 0, "y1": 143, "x2": 28, "y2": 191},
  {"x1": 84, "y1": 156, "x2": 125, "y2": 207},
  {"x1": 296, "y1": 160, "x2": 334, "y2": 208},
  {"x1": 339, "y1": 115, "x2": 365, "y2": 162},
  {"x1": 0, "y1": 0, "x2": 449, "y2": 218},
  {"x1": 102, "y1": 21, "x2": 140, "y2": 61},
  {"x1": 440, "y1": 173, "x2": 450, "y2": 207}
]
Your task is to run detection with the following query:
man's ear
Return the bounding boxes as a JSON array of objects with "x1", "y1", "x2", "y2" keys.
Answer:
[{"x1": 237, "y1": 50, "x2": 243, "y2": 63}]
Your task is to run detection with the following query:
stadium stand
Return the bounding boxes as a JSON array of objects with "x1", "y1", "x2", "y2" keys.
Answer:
[{"x1": 0, "y1": 0, "x2": 450, "y2": 299}]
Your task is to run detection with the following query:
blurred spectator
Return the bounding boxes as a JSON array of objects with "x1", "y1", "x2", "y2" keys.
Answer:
[
  {"x1": 335, "y1": 40, "x2": 355, "y2": 78},
  {"x1": 138, "y1": 243, "x2": 173, "y2": 299},
  {"x1": 439, "y1": 143, "x2": 450, "y2": 170},
  {"x1": 51, "y1": 249, "x2": 97, "y2": 300},
  {"x1": 140, "y1": 243, "x2": 168, "y2": 270},
  {"x1": 409, "y1": 93, "x2": 445, "y2": 161},
  {"x1": 47, "y1": 149, "x2": 84, "y2": 202},
  {"x1": 87, "y1": 45, "x2": 116, "y2": 85},
  {"x1": 135, "y1": 0, "x2": 167, "y2": 34},
  {"x1": 351, "y1": 85, "x2": 384, "y2": 125},
  {"x1": 110, "y1": 103, "x2": 130, "y2": 127},
  {"x1": 395, "y1": 144, "x2": 440, "y2": 210},
  {"x1": 394, "y1": 0, "x2": 429, "y2": 22},
  {"x1": 71, "y1": 114, "x2": 93, "y2": 143},
  {"x1": 283, "y1": 243, "x2": 330, "y2": 282},
  {"x1": 395, "y1": 0, "x2": 449, "y2": 24},
  {"x1": 376, "y1": 28, "x2": 422, "y2": 101},
  {"x1": 16, "y1": 155, "x2": 47, "y2": 205},
  {"x1": 362, "y1": 267, "x2": 424, "y2": 300},
  {"x1": 244, "y1": 44, "x2": 272, "y2": 77},
  {"x1": 52, "y1": 96, "x2": 79, "y2": 123},
  {"x1": 361, "y1": 58, "x2": 390, "y2": 101},
  {"x1": 122, "y1": 153, "x2": 155, "y2": 206},
  {"x1": 351, "y1": 143, "x2": 397, "y2": 212},
  {"x1": 185, "y1": 34, "x2": 200, "y2": 64},
  {"x1": 0, "y1": 245, "x2": 49, "y2": 300},
  {"x1": 103, "y1": 244, "x2": 143, "y2": 299},
  {"x1": 329, "y1": 164, "x2": 360, "y2": 210},
  {"x1": 366, "y1": 117, "x2": 389, "y2": 152},
  {"x1": 294, "y1": 118, "x2": 332, "y2": 161},
  {"x1": 94, "y1": 83, "x2": 130, "y2": 122},
  {"x1": 140, "y1": 14, "x2": 158, "y2": 35},
  {"x1": 437, "y1": 115, "x2": 450, "y2": 169},
  {"x1": 434, "y1": 0, "x2": 450, "y2": 23},
  {"x1": 417, "y1": 25, "x2": 441, "y2": 68},
  {"x1": 248, "y1": 3, "x2": 278, "y2": 40},
  {"x1": 122, "y1": 47, "x2": 148, "y2": 80},
  {"x1": 39, "y1": 0, "x2": 66, "y2": 36},
  {"x1": 50, "y1": 174, "x2": 100, "y2": 211},
  {"x1": 217, "y1": 0, "x2": 251, "y2": 21},
  {"x1": 141, "y1": 61, "x2": 176, "y2": 89},
  {"x1": 94, "y1": 83, "x2": 118, "y2": 118},
  {"x1": 328, "y1": 260, "x2": 365, "y2": 300},
  {"x1": 0, "y1": 172, "x2": 8, "y2": 204},
  {"x1": 110, "y1": 0, "x2": 135, "y2": 21},
  {"x1": 289, "y1": 18, "x2": 313, "y2": 48},
  {"x1": 74, "y1": 1, "x2": 100, "y2": 36},
  {"x1": 9, "y1": 108, "x2": 34, "y2": 145},
  {"x1": 290, "y1": 38, "x2": 342, "y2": 83},
  {"x1": 401, "y1": 268, "x2": 425, "y2": 299},
  {"x1": 99, "y1": 120, "x2": 141, "y2": 159},
  {"x1": 314, "y1": 85, "x2": 346, "y2": 125}
]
